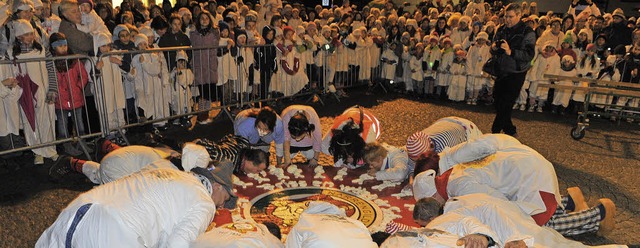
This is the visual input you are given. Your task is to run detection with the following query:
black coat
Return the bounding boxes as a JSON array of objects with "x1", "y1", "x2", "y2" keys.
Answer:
[{"x1": 491, "y1": 21, "x2": 536, "y2": 74}]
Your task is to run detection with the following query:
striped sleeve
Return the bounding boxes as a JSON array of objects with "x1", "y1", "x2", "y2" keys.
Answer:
[{"x1": 44, "y1": 50, "x2": 58, "y2": 93}]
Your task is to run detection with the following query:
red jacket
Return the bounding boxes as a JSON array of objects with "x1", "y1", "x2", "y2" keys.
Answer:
[{"x1": 55, "y1": 59, "x2": 88, "y2": 110}]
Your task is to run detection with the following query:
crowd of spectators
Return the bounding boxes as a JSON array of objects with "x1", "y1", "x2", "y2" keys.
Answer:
[{"x1": 1, "y1": 0, "x2": 639, "y2": 163}]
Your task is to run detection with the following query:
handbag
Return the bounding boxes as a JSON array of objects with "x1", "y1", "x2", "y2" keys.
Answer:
[{"x1": 482, "y1": 56, "x2": 499, "y2": 78}]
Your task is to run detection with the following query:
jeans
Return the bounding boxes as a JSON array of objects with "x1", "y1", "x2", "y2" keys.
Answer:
[{"x1": 56, "y1": 107, "x2": 86, "y2": 139}]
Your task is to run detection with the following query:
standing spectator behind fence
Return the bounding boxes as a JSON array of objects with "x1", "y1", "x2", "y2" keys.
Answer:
[
  {"x1": 158, "y1": 14, "x2": 191, "y2": 72},
  {"x1": 489, "y1": 3, "x2": 535, "y2": 137},
  {"x1": 8, "y1": 19, "x2": 59, "y2": 164},
  {"x1": 92, "y1": 32, "x2": 126, "y2": 135},
  {"x1": 0, "y1": 5, "x2": 22, "y2": 151},
  {"x1": 170, "y1": 50, "x2": 194, "y2": 123},
  {"x1": 49, "y1": 32, "x2": 88, "y2": 156},
  {"x1": 190, "y1": 11, "x2": 219, "y2": 125},
  {"x1": 112, "y1": 24, "x2": 138, "y2": 123},
  {"x1": 216, "y1": 21, "x2": 237, "y2": 105},
  {"x1": 255, "y1": 25, "x2": 277, "y2": 100},
  {"x1": 132, "y1": 33, "x2": 171, "y2": 129},
  {"x1": 58, "y1": 0, "x2": 93, "y2": 56}
]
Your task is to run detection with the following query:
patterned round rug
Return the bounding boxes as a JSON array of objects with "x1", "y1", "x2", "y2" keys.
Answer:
[{"x1": 244, "y1": 187, "x2": 384, "y2": 235}]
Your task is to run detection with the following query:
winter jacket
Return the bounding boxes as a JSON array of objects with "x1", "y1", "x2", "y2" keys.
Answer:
[
  {"x1": 55, "y1": 59, "x2": 88, "y2": 110},
  {"x1": 255, "y1": 26, "x2": 277, "y2": 73},
  {"x1": 491, "y1": 21, "x2": 536, "y2": 75},
  {"x1": 190, "y1": 27, "x2": 220, "y2": 85}
]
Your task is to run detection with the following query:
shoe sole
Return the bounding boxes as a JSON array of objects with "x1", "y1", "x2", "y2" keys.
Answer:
[
  {"x1": 567, "y1": 187, "x2": 589, "y2": 212},
  {"x1": 598, "y1": 198, "x2": 616, "y2": 236}
]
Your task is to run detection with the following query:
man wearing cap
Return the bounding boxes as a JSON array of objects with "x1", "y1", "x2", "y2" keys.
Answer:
[
  {"x1": 57, "y1": 0, "x2": 93, "y2": 55},
  {"x1": 406, "y1": 116, "x2": 482, "y2": 164},
  {"x1": 49, "y1": 140, "x2": 212, "y2": 184},
  {"x1": 37, "y1": 161, "x2": 237, "y2": 247},
  {"x1": 603, "y1": 8, "x2": 632, "y2": 50},
  {"x1": 412, "y1": 134, "x2": 617, "y2": 236}
]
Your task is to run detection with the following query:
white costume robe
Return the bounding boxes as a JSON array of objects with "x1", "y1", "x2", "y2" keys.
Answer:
[
  {"x1": 218, "y1": 38, "x2": 238, "y2": 87},
  {"x1": 552, "y1": 67, "x2": 577, "y2": 108},
  {"x1": 132, "y1": 51, "x2": 171, "y2": 121},
  {"x1": 285, "y1": 202, "x2": 378, "y2": 248},
  {"x1": 381, "y1": 48, "x2": 398, "y2": 80},
  {"x1": 448, "y1": 59, "x2": 467, "y2": 101},
  {"x1": 466, "y1": 44, "x2": 491, "y2": 91},
  {"x1": 170, "y1": 68, "x2": 194, "y2": 115},
  {"x1": 440, "y1": 134, "x2": 562, "y2": 216},
  {"x1": 0, "y1": 61, "x2": 22, "y2": 137},
  {"x1": 427, "y1": 193, "x2": 627, "y2": 248},
  {"x1": 9, "y1": 49, "x2": 57, "y2": 158},
  {"x1": 36, "y1": 168, "x2": 216, "y2": 248},
  {"x1": 82, "y1": 145, "x2": 170, "y2": 184},
  {"x1": 93, "y1": 50, "x2": 126, "y2": 131},
  {"x1": 531, "y1": 54, "x2": 560, "y2": 100},
  {"x1": 573, "y1": 56, "x2": 600, "y2": 103},
  {"x1": 191, "y1": 220, "x2": 284, "y2": 248},
  {"x1": 437, "y1": 49, "x2": 453, "y2": 87}
]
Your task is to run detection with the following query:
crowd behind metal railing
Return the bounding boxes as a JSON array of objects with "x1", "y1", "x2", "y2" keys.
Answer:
[{"x1": 1, "y1": 42, "x2": 640, "y2": 161}]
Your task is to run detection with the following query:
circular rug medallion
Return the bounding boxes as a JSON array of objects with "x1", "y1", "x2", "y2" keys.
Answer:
[{"x1": 244, "y1": 187, "x2": 384, "y2": 235}]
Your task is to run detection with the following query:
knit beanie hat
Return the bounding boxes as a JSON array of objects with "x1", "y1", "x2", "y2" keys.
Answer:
[
  {"x1": 32, "y1": 0, "x2": 43, "y2": 8},
  {"x1": 475, "y1": 31, "x2": 488, "y2": 41},
  {"x1": 139, "y1": 26, "x2": 154, "y2": 38},
  {"x1": 13, "y1": 0, "x2": 34, "y2": 13},
  {"x1": 134, "y1": 33, "x2": 148, "y2": 47},
  {"x1": 112, "y1": 24, "x2": 129, "y2": 42},
  {"x1": 13, "y1": 19, "x2": 34, "y2": 37},
  {"x1": 406, "y1": 132, "x2": 432, "y2": 158},
  {"x1": 283, "y1": 25, "x2": 294, "y2": 35},
  {"x1": 562, "y1": 33, "x2": 573, "y2": 44},
  {"x1": 77, "y1": 0, "x2": 94, "y2": 9}
]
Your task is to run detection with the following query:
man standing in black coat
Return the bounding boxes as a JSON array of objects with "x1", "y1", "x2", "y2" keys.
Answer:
[
  {"x1": 489, "y1": 3, "x2": 536, "y2": 137},
  {"x1": 603, "y1": 8, "x2": 632, "y2": 51}
]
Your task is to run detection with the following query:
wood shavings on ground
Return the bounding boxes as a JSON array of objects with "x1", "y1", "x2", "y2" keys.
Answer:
[
  {"x1": 313, "y1": 166, "x2": 326, "y2": 179},
  {"x1": 286, "y1": 165, "x2": 305, "y2": 179},
  {"x1": 333, "y1": 167, "x2": 348, "y2": 181},
  {"x1": 404, "y1": 204, "x2": 415, "y2": 212},
  {"x1": 352, "y1": 173, "x2": 375, "y2": 184},
  {"x1": 246, "y1": 172, "x2": 270, "y2": 183},
  {"x1": 391, "y1": 186, "x2": 413, "y2": 198},
  {"x1": 268, "y1": 167, "x2": 290, "y2": 180},
  {"x1": 256, "y1": 184, "x2": 275, "y2": 191},
  {"x1": 372, "y1": 181, "x2": 402, "y2": 191}
]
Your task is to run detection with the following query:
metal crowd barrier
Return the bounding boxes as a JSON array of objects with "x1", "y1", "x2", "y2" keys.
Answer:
[
  {"x1": 543, "y1": 74, "x2": 640, "y2": 140},
  {"x1": 0, "y1": 54, "x2": 102, "y2": 158},
  {"x1": 0, "y1": 44, "x2": 328, "y2": 159},
  {"x1": 0, "y1": 43, "x2": 419, "y2": 159}
]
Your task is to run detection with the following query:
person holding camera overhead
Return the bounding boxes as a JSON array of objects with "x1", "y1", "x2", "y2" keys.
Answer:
[{"x1": 488, "y1": 3, "x2": 536, "y2": 138}]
